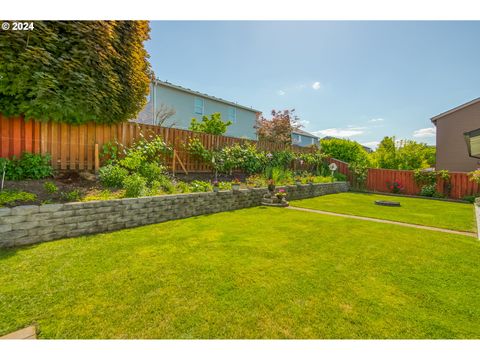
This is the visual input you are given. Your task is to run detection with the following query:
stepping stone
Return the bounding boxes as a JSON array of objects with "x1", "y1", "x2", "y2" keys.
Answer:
[{"x1": 0, "y1": 326, "x2": 36, "y2": 340}]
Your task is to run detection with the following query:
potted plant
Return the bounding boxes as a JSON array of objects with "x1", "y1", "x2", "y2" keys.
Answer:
[
  {"x1": 212, "y1": 180, "x2": 219, "y2": 192},
  {"x1": 231, "y1": 178, "x2": 241, "y2": 191},
  {"x1": 267, "y1": 179, "x2": 276, "y2": 192},
  {"x1": 294, "y1": 176, "x2": 302, "y2": 186},
  {"x1": 275, "y1": 188, "x2": 287, "y2": 200}
]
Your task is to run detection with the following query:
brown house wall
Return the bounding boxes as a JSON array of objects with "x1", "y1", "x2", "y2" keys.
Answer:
[{"x1": 435, "y1": 101, "x2": 480, "y2": 172}]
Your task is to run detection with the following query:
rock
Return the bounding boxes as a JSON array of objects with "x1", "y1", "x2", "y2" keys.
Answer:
[{"x1": 79, "y1": 171, "x2": 97, "y2": 181}]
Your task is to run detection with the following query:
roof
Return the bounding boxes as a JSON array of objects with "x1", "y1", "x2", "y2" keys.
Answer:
[
  {"x1": 292, "y1": 128, "x2": 319, "y2": 139},
  {"x1": 153, "y1": 79, "x2": 261, "y2": 114},
  {"x1": 431, "y1": 97, "x2": 480, "y2": 124}
]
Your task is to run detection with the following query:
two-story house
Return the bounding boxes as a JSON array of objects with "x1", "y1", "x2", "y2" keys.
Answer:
[
  {"x1": 431, "y1": 97, "x2": 480, "y2": 172},
  {"x1": 133, "y1": 79, "x2": 260, "y2": 140}
]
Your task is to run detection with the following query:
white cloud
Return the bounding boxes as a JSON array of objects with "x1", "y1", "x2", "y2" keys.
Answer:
[
  {"x1": 368, "y1": 118, "x2": 384, "y2": 123},
  {"x1": 413, "y1": 127, "x2": 436, "y2": 138},
  {"x1": 312, "y1": 81, "x2": 321, "y2": 90},
  {"x1": 362, "y1": 141, "x2": 380, "y2": 150},
  {"x1": 277, "y1": 90, "x2": 286, "y2": 96},
  {"x1": 313, "y1": 126, "x2": 365, "y2": 138}
]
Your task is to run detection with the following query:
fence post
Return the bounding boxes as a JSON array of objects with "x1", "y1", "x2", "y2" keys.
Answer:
[
  {"x1": 172, "y1": 148, "x2": 176, "y2": 175},
  {"x1": 94, "y1": 143, "x2": 99, "y2": 174}
]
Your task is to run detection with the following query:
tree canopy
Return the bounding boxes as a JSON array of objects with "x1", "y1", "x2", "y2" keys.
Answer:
[
  {"x1": 256, "y1": 109, "x2": 302, "y2": 145},
  {"x1": 370, "y1": 136, "x2": 436, "y2": 170},
  {"x1": 0, "y1": 21, "x2": 152, "y2": 124},
  {"x1": 189, "y1": 112, "x2": 232, "y2": 135}
]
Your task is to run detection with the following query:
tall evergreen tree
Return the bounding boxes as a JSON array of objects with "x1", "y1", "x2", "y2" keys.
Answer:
[{"x1": 0, "y1": 21, "x2": 152, "y2": 124}]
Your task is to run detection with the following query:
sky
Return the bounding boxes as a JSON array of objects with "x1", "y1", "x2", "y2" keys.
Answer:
[{"x1": 145, "y1": 21, "x2": 480, "y2": 149}]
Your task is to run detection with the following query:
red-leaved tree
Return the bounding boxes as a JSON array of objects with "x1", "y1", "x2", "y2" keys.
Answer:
[{"x1": 255, "y1": 109, "x2": 302, "y2": 145}]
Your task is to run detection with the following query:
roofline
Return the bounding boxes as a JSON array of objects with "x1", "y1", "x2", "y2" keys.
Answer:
[
  {"x1": 291, "y1": 130, "x2": 319, "y2": 139},
  {"x1": 431, "y1": 97, "x2": 480, "y2": 124},
  {"x1": 153, "y1": 79, "x2": 262, "y2": 114}
]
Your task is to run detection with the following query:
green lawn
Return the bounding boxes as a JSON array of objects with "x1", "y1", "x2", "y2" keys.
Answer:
[
  {"x1": 0, "y1": 207, "x2": 479, "y2": 339},
  {"x1": 290, "y1": 192, "x2": 476, "y2": 232}
]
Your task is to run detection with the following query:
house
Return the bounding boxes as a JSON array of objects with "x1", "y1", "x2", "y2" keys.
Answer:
[
  {"x1": 133, "y1": 79, "x2": 260, "y2": 140},
  {"x1": 292, "y1": 129, "x2": 320, "y2": 147},
  {"x1": 431, "y1": 97, "x2": 480, "y2": 172}
]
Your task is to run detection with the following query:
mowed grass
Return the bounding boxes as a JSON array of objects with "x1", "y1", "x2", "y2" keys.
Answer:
[
  {"x1": 290, "y1": 192, "x2": 476, "y2": 232},
  {"x1": 0, "y1": 207, "x2": 479, "y2": 339}
]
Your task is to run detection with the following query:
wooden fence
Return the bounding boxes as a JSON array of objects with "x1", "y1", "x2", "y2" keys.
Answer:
[
  {"x1": 0, "y1": 115, "x2": 314, "y2": 172},
  {"x1": 321, "y1": 158, "x2": 479, "y2": 199}
]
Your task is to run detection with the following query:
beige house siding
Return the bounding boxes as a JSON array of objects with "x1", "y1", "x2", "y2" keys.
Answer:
[{"x1": 433, "y1": 100, "x2": 480, "y2": 172}]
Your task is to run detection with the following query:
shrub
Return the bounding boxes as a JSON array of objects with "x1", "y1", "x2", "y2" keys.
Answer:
[
  {"x1": 151, "y1": 175, "x2": 176, "y2": 194},
  {"x1": 0, "y1": 190, "x2": 36, "y2": 207},
  {"x1": 99, "y1": 165, "x2": 129, "y2": 188},
  {"x1": 1, "y1": 153, "x2": 53, "y2": 180},
  {"x1": 118, "y1": 150, "x2": 145, "y2": 172},
  {"x1": 468, "y1": 169, "x2": 480, "y2": 184},
  {"x1": 43, "y1": 181, "x2": 58, "y2": 194},
  {"x1": 189, "y1": 180, "x2": 213, "y2": 193},
  {"x1": 189, "y1": 112, "x2": 232, "y2": 135},
  {"x1": 62, "y1": 189, "x2": 82, "y2": 202},
  {"x1": 462, "y1": 195, "x2": 479, "y2": 204},
  {"x1": 139, "y1": 162, "x2": 166, "y2": 185},
  {"x1": 387, "y1": 179, "x2": 404, "y2": 194},
  {"x1": 420, "y1": 184, "x2": 437, "y2": 197},
  {"x1": 175, "y1": 181, "x2": 191, "y2": 193},
  {"x1": 217, "y1": 181, "x2": 232, "y2": 190},
  {"x1": 122, "y1": 174, "x2": 147, "y2": 198},
  {"x1": 246, "y1": 174, "x2": 267, "y2": 188},
  {"x1": 81, "y1": 189, "x2": 124, "y2": 202},
  {"x1": 132, "y1": 135, "x2": 173, "y2": 164}
]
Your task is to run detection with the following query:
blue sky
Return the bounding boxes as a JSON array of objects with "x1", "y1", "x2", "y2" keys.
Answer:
[{"x1": 145, "y1": 21, "x2": 480, "y2": 148}]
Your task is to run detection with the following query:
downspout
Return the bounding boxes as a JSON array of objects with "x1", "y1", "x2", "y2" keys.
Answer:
[{"x1": 152, "y1": 80, "x2": 157, "y2": 125}]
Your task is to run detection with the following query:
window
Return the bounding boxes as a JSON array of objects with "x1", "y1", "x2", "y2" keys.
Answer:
[
  {"x1": 228, "y1": 107, "x2": 237, "y2": 123},
  {"x1": 194, "y1": 98, "x2": 204, "y2": 115}
]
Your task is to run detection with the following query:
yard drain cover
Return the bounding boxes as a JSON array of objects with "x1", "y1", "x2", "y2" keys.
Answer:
[{"x1": 374, "y1": 200, "x2": 401, "y2": 207}]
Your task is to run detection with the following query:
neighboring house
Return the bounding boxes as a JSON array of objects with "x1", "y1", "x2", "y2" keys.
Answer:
[
  {"x1": 431, "y1": 97, "x2": 480, "y2": 172},
  {"x1": 133, "y1": 79, "x2": 260, "y2": 140},
  {"x1": 292, "y1": 129, "x2": 320, "y2": 147}
]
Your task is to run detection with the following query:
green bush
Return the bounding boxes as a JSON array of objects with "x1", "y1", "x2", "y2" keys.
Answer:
[
  {"x1": 118, "y1": 150, "x2": 145, "y2": 172},
  {"x1": 0, "y1": 190, "x2": 37, "y2": 207},
  {"x1": 175, "y1": 181, "x2": 191, "y2": 193},
  {"x1": 99, "y1": 165, "x2": 129, "y2": 188},
  {"x1": 43, "y1": 181, "x2": 58, "y2": 194},
  {"x1": 189, "y1": 180, "x2": 213, "y2": 193},
  {"x1": 139, "y1": 162, "x2": 166, "y2": 185},
  {"x1": 132, "y1": 135, "x2": 173, "y2": 164},
  {"x1": 1, "y1": 153, "x2": 53, "y2": 180},
  {"x1": 62, "y1": 189, "x2": 82, "y2": 202},
  {"x1": 420, "y1": 184, "x2": 437, "y2": 197},
  {"x1": 123, "y1": 174, "x2": 147, "y2": 198}
]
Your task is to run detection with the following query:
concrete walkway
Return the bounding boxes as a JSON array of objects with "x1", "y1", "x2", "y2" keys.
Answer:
[
  {"x1": 287, "y1": 206, "x2": 477, "y2": 238},
  {"x1": 0, "y1": 326, "x2": 36, "y2": 339}
]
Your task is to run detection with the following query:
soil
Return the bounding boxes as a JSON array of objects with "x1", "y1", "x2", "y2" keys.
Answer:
[{"x1": 2, "y1": 171, "x2": 102, "y2": 207}]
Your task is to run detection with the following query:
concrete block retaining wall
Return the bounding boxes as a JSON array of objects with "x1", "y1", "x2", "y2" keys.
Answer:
[{"x1": 0, "y1": 182, "x2": 348, "y2": 248}]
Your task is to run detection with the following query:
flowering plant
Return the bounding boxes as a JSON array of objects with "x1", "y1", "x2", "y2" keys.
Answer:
[
  {"x1": 212, "y1": 180, "x2": 219, "y2": 187},
  {"x1": 387, "y1": 179, "x2": 404, "y2": 194},
  {"x1": 468, "y1": 169, "x2": 480, "y2": 184},
  {"x1": 231, "y1": 178, "x2": 241, "y2": 185},
  {"x1": 275, "y1": 188, "x2": 287, "y2": 199}
]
